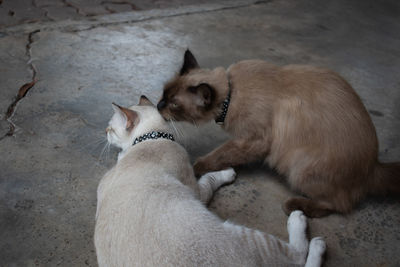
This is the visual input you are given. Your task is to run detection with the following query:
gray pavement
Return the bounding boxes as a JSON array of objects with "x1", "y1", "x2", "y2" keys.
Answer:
[
  {"x1": 0, "y1": 0, "x2": 226, "y2": 28},
  {"x1": 1, "y1": 0, "x2": 400, "y2": 266}
]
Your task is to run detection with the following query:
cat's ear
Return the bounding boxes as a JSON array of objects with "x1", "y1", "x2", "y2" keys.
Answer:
[
  {"x1": 188, "y1": 83, "x2": 215, "y2": 108},
  {"x1": 112, "y1": 103, "x2": 139, "y2": 131},
  {"x1": 138, "y1": 95, "x2": 154, "y2": 106},
  {"x1": 180, "y1": 49, "x2": 199, "y2": 75}
]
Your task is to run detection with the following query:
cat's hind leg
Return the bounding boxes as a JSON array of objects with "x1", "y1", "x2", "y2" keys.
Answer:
[
  {"x1": 222, "y1": 210, "x2": 324, "y2": 266},
  {"x1": 198, "y1": 168, "x2": 236, "y2": 204},
  {"x1": 223, "y1": 219, "x2": 308, "y2": 266},
  {"x1": 305, "y1": 237, "x2": 326, "y2": 267}
]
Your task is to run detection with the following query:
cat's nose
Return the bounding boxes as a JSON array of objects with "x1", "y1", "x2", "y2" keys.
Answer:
[
  {"x1": 157, "y1": 100, "x2": 166, "y2": 111},
  {"x1": 105, "y1": 127, "x2": 110, "y2": 133}
]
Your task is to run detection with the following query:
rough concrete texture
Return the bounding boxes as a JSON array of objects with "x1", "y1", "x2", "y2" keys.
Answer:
[
  {"x1": 0, "y1": 0, "x2": 230, "y2": 28},
  {"x1": 0, "y1": 0, "x2": 399, "y2": 266}
]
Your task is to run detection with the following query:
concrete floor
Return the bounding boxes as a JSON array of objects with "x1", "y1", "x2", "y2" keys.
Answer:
[{"x1": 1, "y1": 0, "x2": 400, "y2": 266}]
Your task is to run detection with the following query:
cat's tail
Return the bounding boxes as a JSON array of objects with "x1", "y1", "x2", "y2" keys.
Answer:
[{"x1": 369, "y1": 162, "x2": 400, "y2": 195}]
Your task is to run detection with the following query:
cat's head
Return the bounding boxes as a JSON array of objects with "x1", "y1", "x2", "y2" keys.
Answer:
[
  {"x1": 157, "y1": 50, "x2": 229, "y2": 124},
  {"x1": 106, "y1": 96, "x2": 169, "y2": 151}
]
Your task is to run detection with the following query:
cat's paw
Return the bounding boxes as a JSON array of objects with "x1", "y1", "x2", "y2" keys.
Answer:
[
  {"x1": 217, "y1": 168, "x2": 236, "y2": 184},
  {"x1": 287, "y1": 210, "x2": 307, "y2": 234},
  {"x1": 202, "y1": 168, "x2": 236, "y2": 185},
  {"x1": 288, "y1": 210, "x2": 309, "y2": 254},
  {"x1": 309, "y1": 237, "x2": 326, "y2": 255}
]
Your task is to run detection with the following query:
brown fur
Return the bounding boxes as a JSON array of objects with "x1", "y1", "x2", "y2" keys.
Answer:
[{"x1": 157, "y1": 50, "x2": 400, "y2": 217}]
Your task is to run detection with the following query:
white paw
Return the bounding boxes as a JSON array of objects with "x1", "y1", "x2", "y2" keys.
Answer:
[
  {"x1": 309, "y1": 237, "x2": 326, "y2": 255},
  {"x1": 287, "y1": 210, "x2": 307, "y2": 234},
  {"x1": 218, "y1": 167, "x2": 236, "y2": 183}
]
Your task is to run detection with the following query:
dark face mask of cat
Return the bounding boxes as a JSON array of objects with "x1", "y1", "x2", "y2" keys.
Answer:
[
  {"x1": 157, "y1": 50, "x2": 217, "y2": 123},
  {"x1": 158, "y1": 83, "x2": 215, "y2": 122}
]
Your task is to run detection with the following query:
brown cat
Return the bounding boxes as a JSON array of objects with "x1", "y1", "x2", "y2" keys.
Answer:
[{"x1": 156, "y1": 50, "x2": 400, "y2": 218}]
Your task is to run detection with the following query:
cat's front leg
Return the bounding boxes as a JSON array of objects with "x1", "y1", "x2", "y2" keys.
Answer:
[
  {"x1": 198, "y1": 168, "x2": 236, "y2": 204},
  {"x1": 193, "y1": 138, "x2": 269, "y2": 177}
]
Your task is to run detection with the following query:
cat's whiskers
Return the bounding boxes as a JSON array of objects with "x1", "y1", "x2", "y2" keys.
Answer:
[
  {"x1": 170, "y1": 119, "x2": 187, "y2": 146},
  {"x1": 174, "y1": 120, "x2": 185, "y2": 138},
  {"x1": 105, "y1": 142, "x2": 111, "y2": 163},
  {"x1": 169, "y1": 119, "x2": 183, "y2": 140},
  {"x1": 99, "y1": 141, "x2": 110, "y2": 163},
  {"x1": 92, "y1": 140, "x2": 108, "y2": 155},
  {"x1": 82, "y1": 134, "x2": 107, "y2": 150}
]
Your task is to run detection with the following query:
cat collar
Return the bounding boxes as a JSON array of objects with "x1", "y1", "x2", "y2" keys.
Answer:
[
  {"x1": 215, "y1": 83, "x2": 231, "y2": 125},
  {"x1": 132, "y1": 131, "x2": 175, "y2": 146}
]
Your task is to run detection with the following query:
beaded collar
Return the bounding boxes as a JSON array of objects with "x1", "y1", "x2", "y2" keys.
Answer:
[
  {"x1": 215, "y1": 82, "x2": 231, "y2": 125},
  {"x1": 132, "y1": 131, "x2": 174, "y2": 146}
]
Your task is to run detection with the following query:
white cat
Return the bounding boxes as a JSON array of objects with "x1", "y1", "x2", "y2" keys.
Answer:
[{"x1": 94, "y1": 96, "x2": 326, "y2": 267}]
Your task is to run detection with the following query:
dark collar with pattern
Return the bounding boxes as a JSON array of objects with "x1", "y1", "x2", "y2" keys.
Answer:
[
  {"x1": 132, "y1": 131, "x2": 175, "y2": 146},
  {"x1": 215, "y1": 81, "x2": 232, "y2": 125}
]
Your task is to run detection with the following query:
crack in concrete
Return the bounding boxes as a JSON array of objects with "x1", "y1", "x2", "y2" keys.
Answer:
[
  {"x1": 61, "y1": 0, "x2": 84, "y2": 16},
  {"x1": 103, "y1": 5, "x2": 115, "y2": 14},
  {"x1": 26, "y1": 29, "x2": 40, "y2": 78},
  {"x1": 65, "y1": 1, "x2": 269, "y2": 33},
  {"x1": 43, "y1": 10, "x2": 55, "y2": 22},
  {"x1": 32, "y1": 0, "x2": 55, "y2": 22},
  {"x1": 100, "y1": 1, "x2": 140, "y2": 13},
  {"x1": 0, "y1": 30, "x2": 40, "y2": 141},
  {"x1": 0, "y1": 1, "x2": 270, "y2": 140},
  {"x1": 1, "y1": 1, "x2": 268, "y2": 34}
]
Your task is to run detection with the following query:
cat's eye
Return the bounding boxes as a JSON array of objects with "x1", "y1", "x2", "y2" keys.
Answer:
[{"x1": 170, "y1": 103, "x2": 179, "y2": 109}]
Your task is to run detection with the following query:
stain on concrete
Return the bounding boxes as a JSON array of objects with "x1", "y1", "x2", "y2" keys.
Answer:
[{"x1": 14, "y1": 199, "x2": 34, "y2": 210}]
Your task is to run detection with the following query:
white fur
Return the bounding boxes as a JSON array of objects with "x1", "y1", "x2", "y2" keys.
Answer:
[
  {"x1": 198, "y1": 168, "x2": 236, "y2": 203},
  {"x1": 107, "y1": 104, "x2": 170, "y2": 154},
  {"x1": 287, "y1": 210, "x2": 309, "y2": 254},
  {"x1": 95, "y1": 103, "x2": 326, "y2": 267},
  {"x1": 305, "y1": 237, "x2": 326, "y2": 267}
]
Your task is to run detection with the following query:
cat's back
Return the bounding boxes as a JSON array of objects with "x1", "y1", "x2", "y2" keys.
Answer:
[
  {"x1": 225, "y1": 59, "x2": 377, "y2": 172},
  {"x1": 228, "y1": 59, "x2": 279, "y2": 84},
  {"x1": 95, "y1": 141, "x2": 262, "y2": 267},
  {"x1": 95, "y1": 141, "x2": 210, "y2": 266},
  {"x1": 228, "y1": 60, "x2": 354, "y2": 96},
  {"x1": 227, "y1": 59, "x2": 372, "y2": 123},
  {"x1": 96, "y1": 140, "x2": 198, "y2": 215}
]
